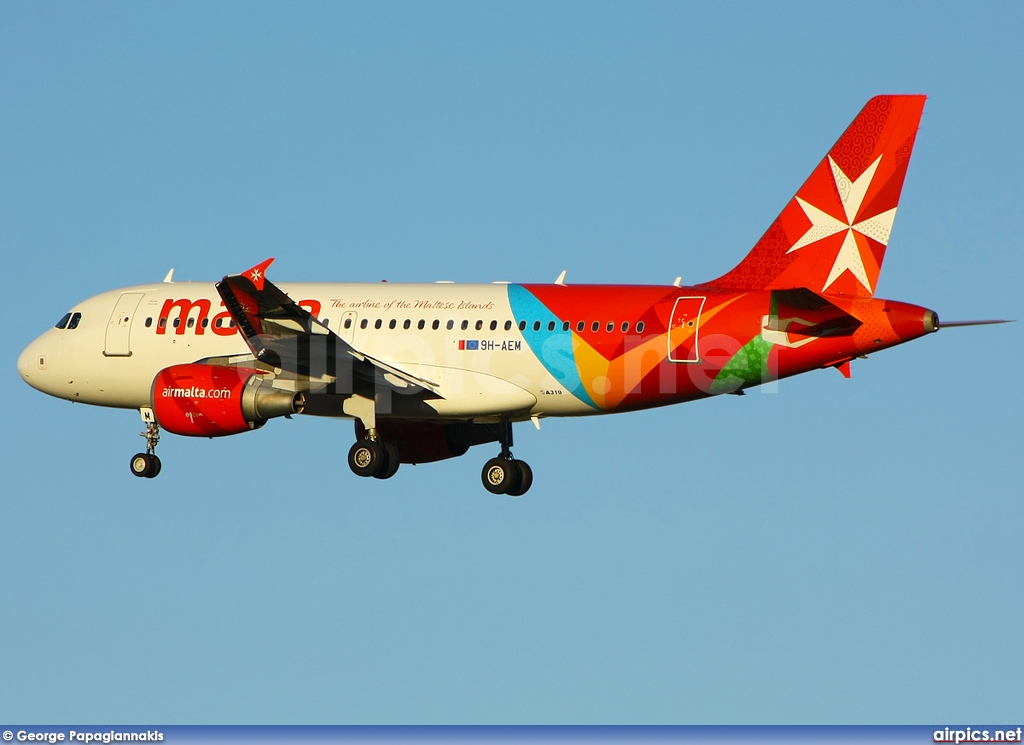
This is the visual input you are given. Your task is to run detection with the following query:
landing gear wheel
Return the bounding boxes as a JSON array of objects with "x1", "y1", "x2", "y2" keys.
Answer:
[
  {"x1": 482, "y1": 457, "x2": 522, "y2": 495},
  {"x1": 349, "y1": 439, "x2": 386, "y2": 478},
  {"x1": 374, "y1": 442, "x2": 401, "y2": 480},
  {"x1": 506, "y1": 460, "x2": 533, "y2": 497},
  {"x1": 130, "y1": 453, "x2": 158, "y2": 478}
]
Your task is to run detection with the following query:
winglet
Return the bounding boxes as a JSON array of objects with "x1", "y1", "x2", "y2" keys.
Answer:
[{"x1": 242, "y1": 258, "x2": 275, "y2": 291}]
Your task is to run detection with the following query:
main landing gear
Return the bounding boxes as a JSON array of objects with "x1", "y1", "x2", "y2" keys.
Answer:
[
  {"x1": 348, "y1": 438, "x2": 401, "y2": 480},
  {"x1": 346, "y1": 419, "x2": 534, "y2": 496},
  {"x1": 482, "y1": 457, "x2": 532, "y2": 496},
  {"x1": 481, "y1": 421, "x2": 532, "y2": 497},
  {"x1": 130, "y1": 409, "x2": 162, "y2": 479}
]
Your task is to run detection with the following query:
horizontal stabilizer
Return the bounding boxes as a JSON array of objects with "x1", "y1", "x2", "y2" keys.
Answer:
[{"x1": 766, "y1": 288, "x2": 862, "y2": 338}]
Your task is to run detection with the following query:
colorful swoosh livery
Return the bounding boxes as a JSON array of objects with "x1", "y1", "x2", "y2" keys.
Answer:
[{"x1": 18, "y1": 95, "x2": 1006, "y2": 495}]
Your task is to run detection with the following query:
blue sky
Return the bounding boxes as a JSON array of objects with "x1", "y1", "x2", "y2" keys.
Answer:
[{"x1": 2, "y1": 1, "x2": 1022, "y2": 724}]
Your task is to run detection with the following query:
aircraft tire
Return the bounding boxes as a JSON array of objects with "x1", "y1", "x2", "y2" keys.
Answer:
[
  {"x1": 482, "y1": 457, "x2": 521, "y2": 495},
  {"x1": 146, "y1": 455, "x2": 162, "y2": 479},
  {"x1": 506, "y1": 460, "x2": 533, "y2": 497},
  {"x1": 374, "y1": 442, "x2": 401, "y2": 480},
  {"x1": 130, "y1": 453, "x2": 154, "y2": 478},
  {"x1": 349, "y1": 439, "x2": 386, "y2": 478}
]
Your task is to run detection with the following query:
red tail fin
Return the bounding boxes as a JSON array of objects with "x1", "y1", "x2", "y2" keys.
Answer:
[{"x1": 704, "y1": 95, "x2": 926, "y2": 297}]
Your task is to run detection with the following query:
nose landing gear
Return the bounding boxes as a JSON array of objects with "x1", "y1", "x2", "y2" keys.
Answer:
[{"x1": 130, "y1": 408, "x2": 162, "y2": 479}]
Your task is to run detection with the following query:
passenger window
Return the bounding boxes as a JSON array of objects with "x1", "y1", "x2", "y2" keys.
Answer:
[
  {"x1": 636, "y1": 321, "x2": 645, "y2": 333},
  {"x1": 344, "y1": 318, "x2": 352, "y2": 329},
  {"x1": 201, "y1": 318, "x2": 209, "y2": 328},
  {"x1": 461, "y1": 320, "x2": 469, "y2": 331},
  {"x1": 173, "y1": 318, "x2": 181, "y2": 328},
  {"x1": 576, "y1": 321, "x2": 585, "y2": 332},
  {"x1": 229, "y1": 320, "x2": 236, "y2": 328},
  {"x1": 475, "y1": 320, "x2": 483, "y2": 331},
  {"x1": 519, "y1": 320, "x2": 527, "y2": 331},
  {"x1": 606, "y1": 321, "x2": 614, "y2": 332},
  {"x1": 489, "y1": 320, "x2": 497, "y2": 331},
  {"x1": 621, "y1": 321, "x2": 629, "y2": 332},
  {"x1": 360, "y1": 319, "x2": 368, "y2": 329},
  {"x1": 403, "y1": 319, "x2": 411, "y2": 330},
  {"x1": 374, "y1": 319, "x2": 382, "y2": 329},
  {"x1": 504, "y1": 320, "x2": 512, "y2": 331},
  {"x1": 67, "y1": 312, "x2": 82, "y2": 330},
  {"x1": 159, "y1": 318, "x2": 167, "y2": 329},
  {"x1": 533, "y1": 321, "x2": 541, "y2": 331},
  {"x1": 562, "y1": 321, "x2": 570, "y2": 331},
  {"x1": 55, "y1": 313, "x2": 72, "y2": 329},
  {"x1": 547, "y1": 321, "x2": 555, "y2": 332},
  {"x1": 145, "y1": 317, "x2": 153, "y2": 328},
  {"x1": 187, "y1": 318, "x2": 195, "y2": 328},
  {"x1": 591, "y1": 321, "x2": 599, "y2": 332},
  {"x1": 432, "y1": 320, "x2": 440, "y2": 330},
  {"x1": 389, "y1": 319, "x2": 397, "y2": 330},
  {"x1": 446, "y1": 320, "x2": 454, "y2": 330}
]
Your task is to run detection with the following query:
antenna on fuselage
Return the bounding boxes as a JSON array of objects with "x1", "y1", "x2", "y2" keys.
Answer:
[
  {"x1": 163, "y1": 269, "x2": 175, "y2": 283},
  {"x1": 673, "y1": 277, "x2": 682, "y2": 287},
  {"x1": 555, "y1": 270, "x2": 567, "y2": 285}
]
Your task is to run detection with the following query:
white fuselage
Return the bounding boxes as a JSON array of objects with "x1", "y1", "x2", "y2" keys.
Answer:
[{"x1": 18, "y1": 281, "x2": 603, "y2": 421}]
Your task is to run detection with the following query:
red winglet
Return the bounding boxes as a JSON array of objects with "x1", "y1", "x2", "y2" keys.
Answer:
[{"x1": 242, "y1": 258, "x2": 275, "y2": 291}]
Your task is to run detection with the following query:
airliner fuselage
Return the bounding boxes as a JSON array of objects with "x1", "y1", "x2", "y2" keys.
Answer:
[{"x1": 19, "y1": 95, "x2": 991, "y2": 495}]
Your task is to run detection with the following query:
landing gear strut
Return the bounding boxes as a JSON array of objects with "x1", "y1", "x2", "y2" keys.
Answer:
[
  {"x1": 481, "y1": 421, "x2": 532, "y2": 496},
  {"x1": 130, "y1": 409, "x2": 162, "y2": 479}
]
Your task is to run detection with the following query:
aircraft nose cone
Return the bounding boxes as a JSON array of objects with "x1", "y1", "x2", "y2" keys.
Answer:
[
  {"x1": 18, "y1": 343, "x2": 35, "y2": 383},
  {"x1": 18, "y1": 337, "x2": 47, "y2": 390}
]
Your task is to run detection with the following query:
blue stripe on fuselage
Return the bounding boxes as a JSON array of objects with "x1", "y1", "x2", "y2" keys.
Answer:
[{"x1": 507, "y1": 284, "x2": 598, "y2": 409}]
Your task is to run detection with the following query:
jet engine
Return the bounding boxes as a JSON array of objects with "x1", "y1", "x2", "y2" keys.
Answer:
[{"x1": 151, "y1": 364, "x2": 304, "y2": 437}]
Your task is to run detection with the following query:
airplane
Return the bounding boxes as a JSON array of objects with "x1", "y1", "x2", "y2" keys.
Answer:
[{"x1": 17, "y1": 95, "x2": 1007, "y2": 495}]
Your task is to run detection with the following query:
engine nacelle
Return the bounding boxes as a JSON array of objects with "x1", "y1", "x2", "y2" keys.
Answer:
[{"x1": 152, "y1": 364, "x2": 304, "y2": 437}]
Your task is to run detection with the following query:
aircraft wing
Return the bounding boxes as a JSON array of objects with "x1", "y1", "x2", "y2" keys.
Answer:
[{"x1": 215, "y1": 258, "x2": 442, "y2": 397}]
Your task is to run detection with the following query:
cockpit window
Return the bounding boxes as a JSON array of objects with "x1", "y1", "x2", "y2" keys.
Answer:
[
  {"x1": 55, "y1": 313, "x2": 72, "y2": 329},
  {"x1": 67, "y1": 312, "x2": 82, "y2": 330}
]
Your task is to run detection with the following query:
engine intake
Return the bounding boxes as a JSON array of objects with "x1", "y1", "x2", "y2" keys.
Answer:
[{"x1": 152, "y1": 364, "x2": 304, "y2": 437}]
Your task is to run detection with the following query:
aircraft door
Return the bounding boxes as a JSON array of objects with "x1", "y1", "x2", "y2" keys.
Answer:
[
  {"x1": 104, "y1": 292, "x2": 145, "y2": 357},
  {"x1": 668, "y1": 296, "x2": 706, "y2": 363},
  {"x1": 340, "y1": 310, "x2": 358, "y2": 344}
]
